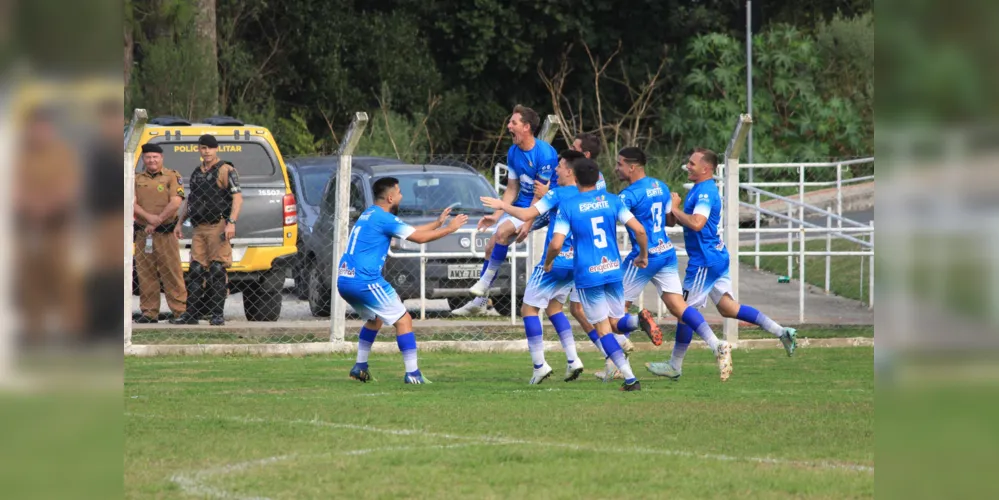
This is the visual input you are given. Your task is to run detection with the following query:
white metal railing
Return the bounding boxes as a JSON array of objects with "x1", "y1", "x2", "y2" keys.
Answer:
[{"x1": 732, "y1": 157, "x2": 875, "y2": 323}]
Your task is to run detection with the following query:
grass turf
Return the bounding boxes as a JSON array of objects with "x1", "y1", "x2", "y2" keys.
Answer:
[{"x1": 126, "y1": 347, "x2": 873, "y2": 499}]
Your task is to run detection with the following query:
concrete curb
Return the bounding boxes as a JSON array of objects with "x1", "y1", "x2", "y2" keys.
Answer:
[{"x1": 125, "y1": 337, "x2": 872, "y2": 357}]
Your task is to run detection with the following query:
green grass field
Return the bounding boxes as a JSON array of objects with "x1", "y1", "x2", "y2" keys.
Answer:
[
  {"x1": 125, "y1": 346, "x2": 873, "y2": 499},
  {"x1": 741, "y1": 238, "x2": 872, "y2": 303}
]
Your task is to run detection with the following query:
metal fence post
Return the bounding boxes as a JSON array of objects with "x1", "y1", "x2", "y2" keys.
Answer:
[
  {"x1": 723, "y1": 114, "x2": 752, "y2": 343},
  {"x1": 825, "y1": 205, "x2": 832, "y2": 294},
  {"x1": 330, "y1": 112, "x2": 369, "y2": 347},
  {"x1": 799, "y1": 224, "x2": 806, "y2": 323},
  {"x1": 787, "y1": 203, "x2": 794, "y2": 279},
  {"x1": 869, "y1": 221, "x2": 875, "y2": 310},
  {"x1": 124, "y1": 108, "x2": 149, "y2": 352}
]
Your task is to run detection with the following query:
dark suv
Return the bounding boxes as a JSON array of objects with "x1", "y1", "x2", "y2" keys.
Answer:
[{"x1": 300, "y1": 158, "x2": 528, "y2": 317}]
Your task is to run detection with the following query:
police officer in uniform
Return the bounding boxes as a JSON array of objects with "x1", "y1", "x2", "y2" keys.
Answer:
[
  {"x1": 170, "y1": 134, "x2": 243, "y2": 326},
  {"x1": 133, "y1": 143, "x2": 187, "y2": 322}
]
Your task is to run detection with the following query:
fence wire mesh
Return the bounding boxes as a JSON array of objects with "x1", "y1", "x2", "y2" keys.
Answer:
[{"x1": 130, "y1": 152, "x2": 874, "y2": 347}]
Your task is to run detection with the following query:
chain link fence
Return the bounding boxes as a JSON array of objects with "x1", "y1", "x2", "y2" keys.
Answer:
[{"x1": 129, "y1": 148, "x2": 873, "y2": 349}]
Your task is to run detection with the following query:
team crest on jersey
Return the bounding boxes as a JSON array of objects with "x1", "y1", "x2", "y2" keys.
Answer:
[
  {"x1": 579, "y1": 195, "x2": 610, "y2": 212},
  {"x1": 588, "y1": 256, "x2": 620, "y2": 273},
  {"x1": 338, "y1": 262, "x2": 356, "y2": 277},
  {"x1": 649, "y1": 238, "x2": 674, "y2": 254}
]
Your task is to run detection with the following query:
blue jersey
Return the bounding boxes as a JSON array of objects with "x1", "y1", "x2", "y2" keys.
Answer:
[
  {"x1": 553, "y1": 190, "x2": 635, "y2": 288},
  {"x1": 533, "y1": 185, "x2": 579, "y2": 269},
  {"x1": 619, "y1": 176, "x2": 676, "y2": 262},
  {"x1": 338, "y1": 206, "x2": 416, "y2": 282},
  {"x1": 595, "y1": 172, "x2": 607, "y2": 191},
  {"x1": 507, "y1": 140, "x2": 558, "y2": 207},
  {"x1": 682, "y1": 179, "x2": 728, "y2": 267}
]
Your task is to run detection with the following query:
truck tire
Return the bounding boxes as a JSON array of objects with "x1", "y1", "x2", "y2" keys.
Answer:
[
  {"x1": 308, "y1": 265, "x2": 331, "y2": 317},
  {"x1": 243, "y1": 269, "x2": 284, "y2": 321}
]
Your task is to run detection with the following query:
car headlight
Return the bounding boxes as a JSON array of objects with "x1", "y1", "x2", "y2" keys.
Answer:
[{"x1": 391, "y1": 238, "x2": 421, "y2": 251}]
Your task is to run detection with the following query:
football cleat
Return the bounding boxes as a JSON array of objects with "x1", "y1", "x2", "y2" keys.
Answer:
[
  {"x1": 403, "y1": 371, "x2": 432, "y2": 384},
  {"x1": 637, "y1": 309, "x2": 663, "y2": 346},
  {"x1": 529, "y1": 363, "x2": 554, "y2": 385},
  {"x1": 564, "y1": 359, "x2": 584, "y2": 382},
  {"x1": 349, "y1": 364, "x2": 372, "y2": 383},
  {"x1": 620, "y1": 380, "x2": 642, "y2": 392},
  {"x1": 780, "y1": 328, "x2": 798, "y2": 357},
  {"x1": 645, "y1": 361, "x2": 682, "y2": 381},
  {"x1": 715, "y1": 341, "x2": 733, "y2": 382}
]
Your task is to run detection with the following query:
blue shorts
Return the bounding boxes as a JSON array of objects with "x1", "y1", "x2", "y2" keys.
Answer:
[
  {"x1": 682, "y1": 261, "x2": 732, "y2": 309},
  {"x1": 337, "y1": 277, "x2": 408, "y2": 325},
  {"x1": 575, "y1": 281, "x2": 626, "y2": 325},
  {"x1": 523, "y1": 266, "x2": 574, "y2": 308},
  {"x1": 622, "y1": 253, "x2": 681, "y2": 302}
]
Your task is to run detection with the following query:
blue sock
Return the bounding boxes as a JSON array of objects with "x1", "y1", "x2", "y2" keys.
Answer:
[
  {"x1": 549, "y1": 312, "x2": 577, "y2": 364},
  {"x1": 670, "y1": 323, "x2": 694, "y2": 370},
  {"x1": 481, "y1": 244, "x2": 509, "y2": 287},
  {"x1": 617, "y1": 314, "x2": 639, "y2": 333},
  {"x1": 524, "y1": 315, "x2": 546, "y2": 368},
  {"x1": 356, "y1": 326, "x2": 378, "y2": 366},
  {"x1": 600, "y1": 334, "x2": 636, "y2": 383},
  {"x1": 681, "y1": 307, "x2": 720, "y2": 351},
  {"x1": 587, "y1": 330, "x2": 605, "y2": 356},
  {"x1": 736, "y1": 305, "x2": 784, "y2": 337},
  {"x1": 396, "y1": 332, "x2": 419, "y2": 374}
]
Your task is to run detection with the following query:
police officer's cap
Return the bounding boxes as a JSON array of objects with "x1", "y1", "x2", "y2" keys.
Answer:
[
  {"x1": 141, "y1": 143, "x2": 163, "y2": 154},
  {"x1": 198, "y1": 134, "x2": 219, "y2": 148}
]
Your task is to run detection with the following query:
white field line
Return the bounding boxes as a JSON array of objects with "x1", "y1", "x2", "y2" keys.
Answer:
[
  {"x1": 128, "y1": 412, "x2": 873, "y2": 474},
  {"x1": 170, "y1": 443, "x2": 500, "y2": 500}
]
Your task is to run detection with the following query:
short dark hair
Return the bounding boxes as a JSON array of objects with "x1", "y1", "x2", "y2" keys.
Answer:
[
  {"x1": 558, "y1": 149, "x2": 585, "y2": 162},
  {"x1": 512, "y1": 104, "x2": 540, "y2": 135},
  {"x1": 694, "y1": 147, "x2": 719, "y2": 169},
  {"x1": 574, "y1": 133, "x2": 601, "y2": 159},
  {"x1": 372, "y1": 177, "x2": 399, "y2": 200},
  {"x1": 572, "y1": 158, "x2": 600, "y2": 188},
  {"x1": 618, "y1": 146, "x2": 646, "y2": 166}
]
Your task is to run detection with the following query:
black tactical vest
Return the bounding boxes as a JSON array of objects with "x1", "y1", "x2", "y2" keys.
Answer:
[{"x1": 187, "y1": 161, "x2": 234, "y2": 225}]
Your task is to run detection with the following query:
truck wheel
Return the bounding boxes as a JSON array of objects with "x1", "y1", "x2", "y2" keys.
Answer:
[
  {"x1": 308, "y1": 265, "x2": 331, "y2": 317},
  {"x1": 244, "y1": 269, "x2": 284, "y2": 321}
]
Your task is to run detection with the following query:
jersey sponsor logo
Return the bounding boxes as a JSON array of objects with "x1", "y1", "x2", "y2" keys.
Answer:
[
  {"x1": 558, "y1": 246, "x2": 574, "y2": 259},
  {"x1": 358, "y1": 212, "x2": 372, "y2": 221},
  {"x1": 715, "y1": 243, "x2": 726, "y2": 251},
  {"x1": 646, "y1": 185, "x2": 664, "y2": 197},
  {"x1": 579, "y1": 195, "x2": 610, "y2": 212},
  {"x1": 338, "y1": 262, "x2": 356, "y2": 278},
  {"x1": 698, "y1": 193, "x2": 710, "y2": 200},
  {"x1": 588, "y1": 256, "x2": 621, "y2": 273},
  {"x1": 649, "y1": 238, "x2": 674, "y2": 254}
]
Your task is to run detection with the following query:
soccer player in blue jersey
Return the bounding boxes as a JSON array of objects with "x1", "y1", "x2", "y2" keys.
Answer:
[
  {"x1": 647, "y1": 148, "x2": 798, "y2": 381},
  {"x1": 482, "y1": 150, "x2": 586, "y2": 383},
  {"x1": 612, "y1": 147, "x2": 733, "y2": 382},
  {"x1": 545, "y1": 159, "x2": 649, "y2": 391},
  {"x1": 455, "y1": 105, "x2": 559, "y2": 316},
  {"x1": 340, "y1": 177, "x2": 469, "y2": 384}
]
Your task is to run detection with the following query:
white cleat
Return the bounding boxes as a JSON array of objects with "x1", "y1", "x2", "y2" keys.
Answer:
[
  {"x1": 715, "y1": 341, "x2": 733, "y2": 382},
  {"x1": 451, "y1": 299, "x2": 487, "y2": 316},
  {"x1": 600, "y1": 357, "x2": 619, "y2": 383},
  {"x1": 564, "y1": 359, "x2": 584, "y2": 382},
  {"x1": 620, "y1": 338, "x2": 635, "y2": 358},
  {"x1": 530, "y1": 363, "x2": 554, "y2": 385},
  {"x1": 469, "y1": 277, "x2": 491, "y2": 297}
]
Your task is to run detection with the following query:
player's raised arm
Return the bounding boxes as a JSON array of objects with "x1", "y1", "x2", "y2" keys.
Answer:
[
  {"x1": 478, "y1": 175, "x2": 520, "y2": 230},
  {"x1": 480, "y1": 196, "x2": 540, "y2": 222},
  {"x1": 670, "y1": 191, "x2": 707, "y2": 231},
  {"x1": 413, "y1": 207, "x2": 454, "y2": 232},
  {"x1": 407, "y1": 213, "x2": 469, "y2": 244}
]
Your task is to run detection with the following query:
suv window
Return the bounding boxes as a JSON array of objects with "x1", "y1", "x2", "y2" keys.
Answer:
[
  {"x1": 322, "y1": 177, "x2": 367, "y2": 217},
  {"x1": 377, "y1": 173, "x2": 494, "y2": 215},
  {"x1": 138, "y1": 141, "x2": 280, "y2": 183}
]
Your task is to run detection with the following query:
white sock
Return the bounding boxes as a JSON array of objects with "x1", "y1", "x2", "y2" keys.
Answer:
[
  {"x1": 670, "y1": 343, "x2": 689, "y2": 371},
  {"x1": 528, "y1": 336, "x2": 546, "y2": 368},
  {"x1": 557, "y1": 329, "x2": 578, "y2": 364}
]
